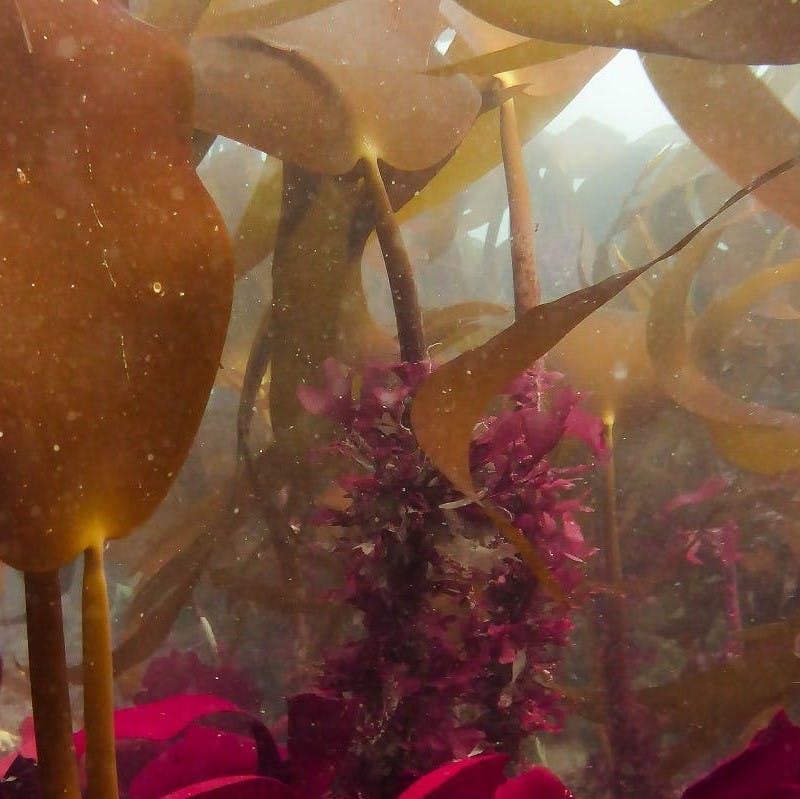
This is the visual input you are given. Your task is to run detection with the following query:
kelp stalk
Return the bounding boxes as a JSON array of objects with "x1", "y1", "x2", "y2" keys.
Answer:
[
  {"x1": 82, "y1": 543, "x2": 119, "y2": 799},
  {"x1": 499, "y1": 90, "x2": 540, "y2": 315},
  {"x1": 24, "y1": 570, "x2": 81, "y2": 799},
  {"x1": 596, "y1": 417, "x2": 663, "y2": 799},
  {"x1": 362, "y1": 157, "x2": 425, "y2": 363}
]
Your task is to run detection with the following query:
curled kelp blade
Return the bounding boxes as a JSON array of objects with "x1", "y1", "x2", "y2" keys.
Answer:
[
  {"x1": 648, "y1": 229, "x2": 800, "y2": 475},
  {"x1": 455, "y1": 0, "x2": 800, "y2": 64},
  {"x1": 637, "y1": 613, "x2": 800, "y2": 778},
  {"x1": 0, "y1": 0, "x2": 232, "y2": 572},
  {"x1": 190, "y1": 0, "x2": 481, "y2": 176},
  {"x1": 643, "y1": 56, "x2": 800, "y2": 230}
]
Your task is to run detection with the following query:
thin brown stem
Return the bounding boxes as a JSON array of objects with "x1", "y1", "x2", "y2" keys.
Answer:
[
  {"x1": 596, "y1": 416, "x2": 664, "y2": 799},
  {"x1": 362, "y1": 157, "x2": 425, "y2": 363},
  {"x1": 82, "y1": 543, "x2": 119, "y2": 799},
  {"x1": 24, "y1": 569, "x2": 81, "y2": 799},
  {"x1": 601, "y1": 417, "x2": 624, "y2": 587},
  {"x1": 499, "y1": 91, "x2": 540, "y2": 315}
]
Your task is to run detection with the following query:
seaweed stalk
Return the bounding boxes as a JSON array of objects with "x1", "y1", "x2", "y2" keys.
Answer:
[
  {"x1": 24, "y1": 569, "x2": 81, "y2": 799},
  {"x1": 595, "y1": 416, "x2": 663, "y2": 799},
  {"x1": 362, "y1": 157, "x2": 425, "y2": 363},
  {"x1": 82, "y1": 543, "x2": 119, "y2": 799},
  {"x1": 498, "y1": 89, "x2": 540, "y2": 315}
]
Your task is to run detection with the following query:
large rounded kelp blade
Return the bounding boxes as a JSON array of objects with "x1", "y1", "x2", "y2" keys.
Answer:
[
  {"x1": 191, "y1": 0, "x2": 481, "y2": 175},
  {"x1": 0, "y1": 0, "x2": 233, "y2": 571},
  {"x1": 643, "y1": 56, "x2": 800, "y2": 230},
  {"x1": 454, "y1": 0, "x2": 800, "y2": 64}
]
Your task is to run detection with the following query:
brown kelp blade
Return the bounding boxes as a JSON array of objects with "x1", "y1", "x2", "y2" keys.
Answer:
[
  {"x1": 0, "y1": 0, "x2": 233, "y2": 572},
  {"x1": 643, "y1": 56, "x2": 800, "y2": 229},
  {"x1": 455, "y1": 0, "x2": 800, "y2": 64},
  {"x1": 191, "y1": 0, "x2": 481, "y2": 175}
]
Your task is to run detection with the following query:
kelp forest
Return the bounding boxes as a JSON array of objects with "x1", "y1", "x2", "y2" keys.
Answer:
[{"x1": 0, "y1": 1, "x2": 799, "y2": 798}]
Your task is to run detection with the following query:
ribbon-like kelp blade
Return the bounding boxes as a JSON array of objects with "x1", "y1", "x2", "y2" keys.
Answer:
[
  {"x1": 637, "y1": 615, "x2": 800, "y2": 777},
  {"x1": 455, "y1": 0, "x2": 800, "y2": 64},
  {"x1": 643, "y1": 56, "x2": 800, "y2": 229},
  {"x1": 649, "y1": 241, "x2": 800, "y2": 475}
]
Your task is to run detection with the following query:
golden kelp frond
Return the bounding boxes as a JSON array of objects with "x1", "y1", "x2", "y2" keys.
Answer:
[
  {"x1": 643, "y1": 57, "x2": 800, "y2": 230},
  {"x1": 647, "y1": 223, "x2": 800, "y2": 475},
  {"x1": 411, "y1": 269, "x2": 649, "y2": 502},
  {"x1": 196, "y1": 0, "x2": 347, "y2": 35},
  {"x1": 0, "y1": 0, "x2": 232, "y2": 572},
  {"x1": 638, "y1": 614, "x2": 800, "y2": 777},
  {"x1": 191, "y1": 0, "x2": 481, "y2": 176},
  {"x1": 548, "y1": 309, "x2": 660, "y2": 425},
  {"x1": 455, "y1": 0, "x2": 800, "y2": 64}
]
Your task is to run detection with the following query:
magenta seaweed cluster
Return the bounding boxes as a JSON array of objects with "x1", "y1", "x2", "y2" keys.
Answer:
[{"x1": 297, "y1": 360, "x2": 603, "y2": 798}]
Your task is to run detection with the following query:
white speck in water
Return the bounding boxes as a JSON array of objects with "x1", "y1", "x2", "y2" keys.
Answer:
[
  {"x1": 52, "y1": 444, "x2": 60, "y2": 452},
  {"x1": 16, "y1": 168, "x2": 28, "y2": 185},
  {"x1": 146, "y1": 453, "x2": 155, "y2": 462},
  {"x1": 612, "y1": 361, "x2": 629, "y2": 381},
  {"x1": 152, "y1": 281, "x2": 164, "y2": 295},
  {"x1": 119, "y1": 333, "x2": 130, "y2": 381},
  {"x1": 55, "y1": 35, "x2": 78, "y2": 59}
]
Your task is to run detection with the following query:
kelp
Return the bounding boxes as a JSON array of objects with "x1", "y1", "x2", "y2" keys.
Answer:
[
  {"x1": 0, "y1": 0, "x2": 231, "y2": 573},
  {"x1": 647, "y1": 229, "x2": 800, "y2": 475},
  {"x1": 638, "y1": 615, "x2": 800, "y2": 777},
  {"x1": 0, "y1": 1, "x2": 233, "y2": 797},
  {"x1": 643, "y1": 56, "x2": 800, "y2": 229},
  {"x1": 454, "y1": 0, "x2": 800, "y2": 64},
  {"x1": 3, "y1": 2, "x2": 800, "y2": 797},
  {"x1": 411, "y1": 158, "x2": 799, "y2": 502},
  {"x1": 398, "y1": 5, "x2": 615, "y2": 222},
  {"x1": 191, "y1": 0, "x2": 481, "y2": 176}
]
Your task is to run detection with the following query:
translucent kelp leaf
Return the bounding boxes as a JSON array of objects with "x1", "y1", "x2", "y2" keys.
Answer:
[
  {"x1": 411, "y1": 270, "x2": 647, "y2": 500},
  {"x1": 643, "y1": 57, "x2": 800, "y2": 229},
  {"x1": 191, "y1": 0, "x2": 481, "y2": 175},
  {"x1": 455, "y1": 0, "x2": 800, "y2": 64},
  {"x1": 427, "y1": 37, "x2": 585, "y2": 78},
  {"x1": 398, "y1": 47, "x2": 614, "y2": 222},
  {"x1": 548, "y1": 309, "x2": 660, "y2": 424},
  {"x1": 638, "y1": 615, "x2": 800, "y2": 777},
  {"x1": 0, "y1": 0, "x2": 232, "y2": 571},
  {"x1": 647, "y1": 231, "x2": 800, "y2": 475},
  {"x1": 197, "y1": 0, "x2": 346, "y2": 35},
  {"x1": 231, "y1": 158, "x2": 283, "y2": 276},
  {"x1": 129, "y1": 0, "x2": 210, "y2": 37}
]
